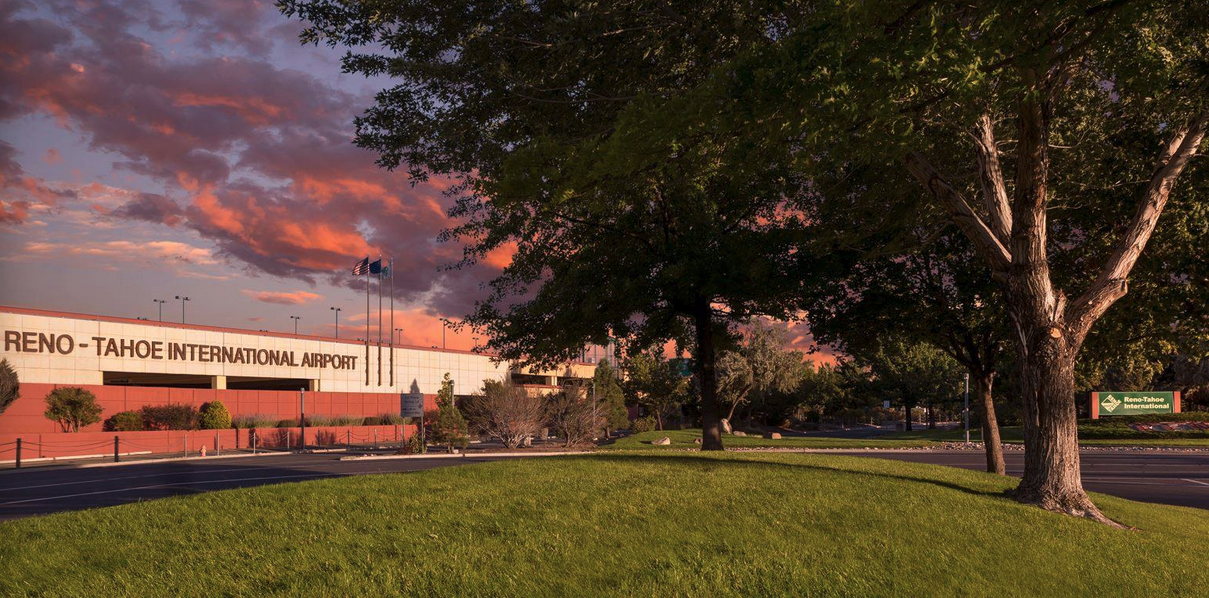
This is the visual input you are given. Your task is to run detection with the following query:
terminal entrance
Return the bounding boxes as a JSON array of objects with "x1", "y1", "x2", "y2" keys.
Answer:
[{"x1": 103, "y1": 371, "x2": 314, "y2": 391}]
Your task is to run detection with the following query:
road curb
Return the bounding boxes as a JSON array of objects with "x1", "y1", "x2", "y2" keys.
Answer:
[{"x1": 339, "y1": 451, "x2": 591, "y2": 461}]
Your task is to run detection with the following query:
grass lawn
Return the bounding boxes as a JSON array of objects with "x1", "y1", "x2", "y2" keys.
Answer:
[
  {"x1": 4, "y1": 453, "x2": 1208, "y2": 596},
  {"x1": 605, "y1": 428, "x2": 939, "y2": 450},
  {"x1": 884, "y1": 427, "x2": 1209, "y2": 448}
]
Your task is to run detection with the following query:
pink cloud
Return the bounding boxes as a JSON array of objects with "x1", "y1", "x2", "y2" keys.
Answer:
[{"x1": 241, "y1": 289, "x2": 323, "y2": 305}]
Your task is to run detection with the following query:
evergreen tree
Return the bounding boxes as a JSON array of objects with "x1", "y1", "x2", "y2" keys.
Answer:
[{"x1": 433, "y1": 373, "x2": 469, "y2": 453}]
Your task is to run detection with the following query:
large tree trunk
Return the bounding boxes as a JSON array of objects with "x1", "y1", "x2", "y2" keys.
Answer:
[
  {"x1": 694, "y1": 304, "x2": 724, "y2": 451},
  {"x1": 1009, "y1": 328, "x2": 1115, "y2": 522},
  {"x1": 903, "y1": 401, "x2": 913, "y2": 432},
  {"x1": 971, "y1": 370, "x2": 1005, "y2": 475}
]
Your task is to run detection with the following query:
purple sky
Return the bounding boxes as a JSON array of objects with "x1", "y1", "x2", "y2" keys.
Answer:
[{"x1": 0, "y1": 0, "x2": 824, "y2": 359}]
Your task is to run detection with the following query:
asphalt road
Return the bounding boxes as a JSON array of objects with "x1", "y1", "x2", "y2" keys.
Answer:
[
  {"x1": 846, "y1": 450, "x2": 1209, "y2": 510},
  {"x1": 2, "y1": 449, "x2": 1207, "y2": 521},
  {"x1": 0, "y1": 452, "x2": 519, "y2": 521}
]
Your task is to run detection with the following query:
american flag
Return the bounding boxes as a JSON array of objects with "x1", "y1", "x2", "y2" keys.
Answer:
[{"x1": 351, "y1": 256, "x2": 370, "y2": 275}]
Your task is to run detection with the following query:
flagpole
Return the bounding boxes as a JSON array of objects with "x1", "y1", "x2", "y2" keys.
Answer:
[
  {"x1": 389, "y1": 258, "x2": 395, "y2": 388},
  {"x1": 377, "y1": 255, "x2": 383, "y2": 386},
  {"x1": 365, "y1": 256, "x2": 370, "y2": 387}
]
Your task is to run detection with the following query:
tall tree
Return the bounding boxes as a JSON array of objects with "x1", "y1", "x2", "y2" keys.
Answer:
[
  {"x1": 592, "y1": 360, "x2": 630, "y2": 436},
  {"x1": 702, "y1": 0, "x2": 1209, "y2": 522},
  {"x1": 859, "y1": 339, "x2": 963, "y2": 433},
  {"x1": 716, "y1": 319, "x2": 804, "y2": 424},
  {"x1": 624, "y1": 350, "x2": 690, "y2": 431},
  {"x1": 282, "y1": 0, "x2": 812, "y2": 450},
  {"x1": 802, "y1": 230, "x2": 1010, "y2": 474}
]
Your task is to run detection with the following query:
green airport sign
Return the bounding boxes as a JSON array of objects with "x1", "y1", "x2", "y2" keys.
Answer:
[{"x1": 1092, "y1": 391, "x2": 1178, "y2": 417}]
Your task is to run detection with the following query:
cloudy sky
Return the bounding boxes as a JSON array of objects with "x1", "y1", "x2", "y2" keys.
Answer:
[{"x1": 0, "y1": 0, "x2": 822, "y2": 358}]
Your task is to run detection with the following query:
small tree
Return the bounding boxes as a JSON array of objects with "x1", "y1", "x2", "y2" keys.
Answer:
[
  {"x1": 462, "y1": 380, "x2": 545, "y2": 449},
  {"x1": 716, "y1": 319, "x2": 804, "y2": 425},
  {"x1": 199, "y1": 400, "x2": 232, "y2": 430},
  {"x1": 44, "y1": 387, "x2": 102, "y2": 433},
  {"x1": 544, "y1": 384, "x2": 596, "y2": 448},
  {"x1": 592, "y1": 360, "x2": 629, "y2": 436},
  {"x1": 432, "y1": 373, "x2": 468, "y2": 453},
  {"x1": 0, "y1": 358, "x2": 18, "y2": 417},
  {"x1": 624, "y1": 351, "x2": 689, "y2": 431},
  {"x1": 103, "y1": 410, "x2": 144, "y2": 432}
]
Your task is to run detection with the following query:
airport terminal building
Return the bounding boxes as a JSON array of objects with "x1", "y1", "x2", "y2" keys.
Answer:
[{"x1": 0, "y1": 306, "x2": 597, "y2": 436}]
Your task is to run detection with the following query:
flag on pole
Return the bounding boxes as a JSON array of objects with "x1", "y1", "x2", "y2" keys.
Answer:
[
  {"x1": 352, "y1": 256, "x2": 370, "y2": 275},
  {"x1": 369, "y1": 259, "x2": 383, "y2": 275},
  {"x1": 380, "y1": 263, "x2": 391, "y2": 279}
]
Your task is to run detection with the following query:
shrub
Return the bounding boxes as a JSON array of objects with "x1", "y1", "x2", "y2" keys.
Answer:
[
  {"x1": 103, "y1": 410, "x2": 144, "y2": 432},
  {"x1": 376, "y1": 413, "x2": 407, "y2": 426},
  {"x1": 276, "y1": 418, "x2": 299, "y2": 428},
  {"x1": 432, "y1": 373, "x2": 469, "y2": 452},
  {"x1": 632, "y1": 416, "x2": 658, "y2": 433},
  {"x1": 332, "y1": 415, "x2": 364, "y2": 427},
  {"x1": 232, "y1": 414, "x2": 278, "y2": 429},
  {"x1": 0, "y1": 358, "x2": 18, "y2": 417},
  {"x1": 543, "y1": 385, "x2": 598, "y2": 447},
  {"x1": 44, "y1": 387, "x2": 103, "y2": 432},
  {"x1": 305, "y1": 414, "x2": 333, "y2": 427},
  {"x1": 461, "y1": 380, "x2": 544, "y2": 449},
  {"x1": 400, "y1": 428, "x2": 426, "y2": 454},
  {"x1": 141, "y1": 404, "x2": 200, "y2": 430},
  {"x1": 199, "y1": 400, "x2": 232, "y2": 429}
]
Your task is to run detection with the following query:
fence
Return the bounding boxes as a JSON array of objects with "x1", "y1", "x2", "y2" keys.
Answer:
[{"x1": 0, "y1": 424, "x2": 418, "y2": 467}]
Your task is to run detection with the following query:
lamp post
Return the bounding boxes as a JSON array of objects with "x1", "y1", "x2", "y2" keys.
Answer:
[
  {"x1": 290, "y1": 315, "x2": 301, "y2": 336},
  {"x1": 331, "y1": 307, "x2": 341, "y2": 339},
  {"x1": 153, "y1": 299, "x2": 166, "y2": 322},
  {"x1": 174, "y1": 295, "x2": 190, "y2": 324},
  {"x1": 963, "y1": 373, "x2": 970, "y2": 446},
  {"x1": 441, "y1": 318, "x2": 447, "y2": 349},
  {"x1": 394, "y1": 327, "x2": 403, "y2": 345}
]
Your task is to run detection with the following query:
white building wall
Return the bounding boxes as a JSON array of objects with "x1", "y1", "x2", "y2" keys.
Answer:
[{"x1": 0, "y1": 310, "x2": 510, "y2": 394}]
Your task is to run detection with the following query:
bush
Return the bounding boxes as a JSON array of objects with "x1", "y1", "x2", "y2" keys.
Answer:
[
  {"x1": 364, "y1": 413, "x2": 406, "y2": 426},
  {"x1": 44, "y1": 387, "x2": 103, "y2": 432},
  {"x1": 276, "y1": 418, "x2": 299, "y2": 428},
  {"x1": 199, "y1": 400, "x2": 232, "y2": 429},
  {"x1": 544, "y1": 385, "x2": 598, "y2": 447},
  {"x1": 632, "y1": 416, "x2": 658, "y2": 433},
  {"x1": 232, "y1": 414, "x2": 278, "y2": 429},
  {"x1": 462, "y1": 380, "x2": 545, "y2": 448},
  {"x1": 432, "y1": 373, "x2": 469, "y2": 452},
  {"x1": 141, "y1": 404, "x2": 200, "y2": 430},
  {"x1": 103, "y1": 410, "x2": 144, "y2": 432},
  {"x1": 0, "y1": 358, "x2": 18, "y2": 417}
]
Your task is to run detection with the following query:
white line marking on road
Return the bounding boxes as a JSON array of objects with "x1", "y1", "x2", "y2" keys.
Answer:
[
  {"x1": 1182, "y1": 478, "x2": 1209, "y2": 487},
  {"x1": 0, "y1": 473, "x2": 336, "y2": 506}
]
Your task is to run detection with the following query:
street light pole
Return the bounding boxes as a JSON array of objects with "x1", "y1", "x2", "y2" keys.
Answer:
[
  {"x1": 153, "y1": 299, "x2": 166, "y2": 322},
  {"x1": 174, "y1": 295, "x2": 190, "y2": 324},
  {"x1": 290, "y1": 315, "x2": 301, "y2": 336},
  {"x1": 331, "y1": 307, "x2": 341, "y2": 339},
  {"x1": 964, "y1": 372, "x2": 970, "y2": 446},
  {"x1": 394, "y1": 327, "x2": 403, "y2": 345}
]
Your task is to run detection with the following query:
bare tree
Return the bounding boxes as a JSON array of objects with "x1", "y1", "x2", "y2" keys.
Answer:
[
  {"x1": 462, "y1": 380, "x2": 546, "y2": 449},
  {"x1": 544, "y1": 384, "x2": 597, "y2": 448}
]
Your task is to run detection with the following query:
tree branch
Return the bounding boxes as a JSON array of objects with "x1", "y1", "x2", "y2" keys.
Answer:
[
  {"x1": 972, "y1": 113, "x2": 1013, "y2": 245},
  {"x1": 904, "y1": 151, "x2": 1012, "y2": 279},
  {"x1": 1067, "y1": 112, "x2": 1209, "y2": 333}
]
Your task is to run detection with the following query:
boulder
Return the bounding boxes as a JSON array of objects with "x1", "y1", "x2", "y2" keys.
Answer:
[
  {"x1": 763, "y1": 432, "x2": 782, "y2": 440},
  {"x1": 720, "y1": 418, "x2": 733, "y2": 434},
  {"x1": 732, "y1": 431, "x2": 747, "y2": 437},
  {"x1": 693, "y1": 438, "x2": 702, "y2": 444},
  {"x1": 652, "y1": 436, "x2": 673, "y2": 446}
]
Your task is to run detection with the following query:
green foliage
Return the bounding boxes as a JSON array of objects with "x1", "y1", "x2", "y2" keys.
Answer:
[
  {"x1": 623, "y1": 350, "x2": 691, "y2": 431},
  {"x1": 859, "y1": 338, "x2": 963, "y2": 430},
  {"x1": 432, "y1": 373, "x2": 468, "y2": 452},
  {"x1": 198, "y1": 400, "x2": 232, "y2": 430},
  {"x1": 306, "y1": 415, "x2": 365, "y2": 427},
  {"x1": 0, "y1": 358, "x2": 18, "y2": 416},
  {"x1": 716, "y1": 319, "x2": 804, "y2": 422},
  {"x1": 592, "y1": 360, "x2": 629, "y2": 433},
  {"x1": 232, "y1": 415, "x2": 278, "y2": 429},
  {"x1": 103, "y1": 410, "x2": 144, "y2": 432},
  {"x1": 43, "y1": 387, "x2": 103, "y2": 433},
  {"x1": 141, "y1": 404, "x2": 200, "y2": 431},
  {"x1": 631, "y1": 416, "x2": 658, "y2": 434}
]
